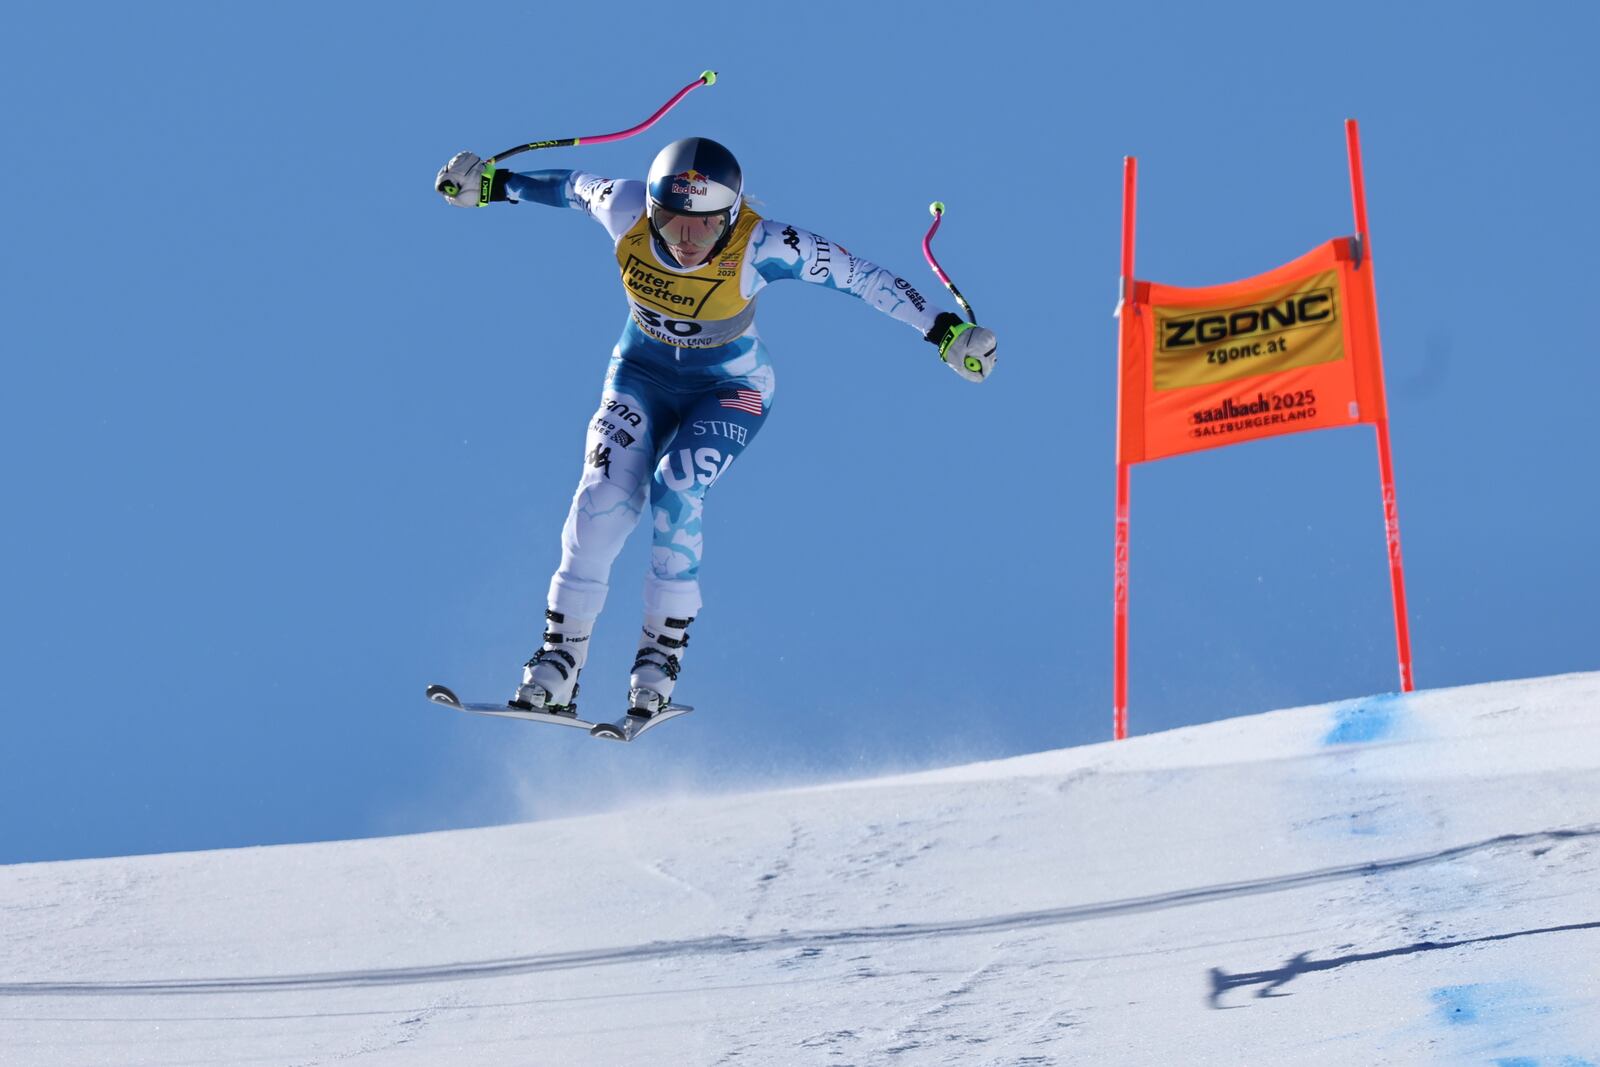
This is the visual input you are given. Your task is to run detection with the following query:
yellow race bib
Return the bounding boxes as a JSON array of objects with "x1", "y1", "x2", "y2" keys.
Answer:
[{"x1": 615, "y1": 207, "x2": 764, "y2": 347}]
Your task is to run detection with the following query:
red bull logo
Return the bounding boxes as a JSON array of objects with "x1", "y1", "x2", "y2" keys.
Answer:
[{"x1": 670, "y1": 168, "x2": 711, "y2": 198}]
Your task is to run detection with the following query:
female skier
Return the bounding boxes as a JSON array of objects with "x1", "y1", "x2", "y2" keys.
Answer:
[{"x1": 435, "y1": 137, "x2": 997, "y2": 720}]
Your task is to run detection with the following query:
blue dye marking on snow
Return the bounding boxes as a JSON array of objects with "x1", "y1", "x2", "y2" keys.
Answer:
[
  {"x1": 1346, "y1": 813, "x2": 1383, "y2": 837},
  {"x1": 1433, "y1": 985, "x2": 1481, "y2": 1025},
  {"x1": 1431, "y1": 984, "x2": 1564, "y2": 1060},
  {"x1": 1323, "y1": 694, "x2": 1402, "y2": 745},
  {"x1": 1431, "y1": 983, "x2": 1555, "y2": 1027}
]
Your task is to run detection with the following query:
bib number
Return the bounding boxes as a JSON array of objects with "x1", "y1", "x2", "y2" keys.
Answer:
[{"x1": 632, "y1": 305, "x2": 703, "y2": 340}]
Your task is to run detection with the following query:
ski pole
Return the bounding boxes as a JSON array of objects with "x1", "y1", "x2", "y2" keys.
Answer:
[
  {"x1": 922, "y1": 201, "x2": 978, "y2": 324},
  {"x1": 437, "y1": 70, "x2": 719, "y2": 206}
]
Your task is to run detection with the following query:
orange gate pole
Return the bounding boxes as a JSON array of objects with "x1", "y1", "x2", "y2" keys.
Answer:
[
  {"x1": 1114, "y1": 156, "x2": 1138, "y2": 739},
  {"x1": 1346, "y1": 119, "x2": 1415, "y2": 693}
]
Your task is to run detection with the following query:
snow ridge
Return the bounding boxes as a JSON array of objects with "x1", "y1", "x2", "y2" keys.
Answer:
[{"x1": 4, "y1": 672, "x2": 1598, "y2": 1065}]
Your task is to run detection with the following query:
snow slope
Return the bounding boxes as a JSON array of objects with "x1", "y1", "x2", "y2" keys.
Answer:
[{"x1": 4, "y1": 673, "x2": 1598, "y2": 1065}]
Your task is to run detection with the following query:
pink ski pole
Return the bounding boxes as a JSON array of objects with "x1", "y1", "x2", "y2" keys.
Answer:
[
  {"x1": 436, "y1": 71, "x2": 719, "y2": 205},
  {"x1": 922, "y1": 201, "x2": 978, "y2": 323}
]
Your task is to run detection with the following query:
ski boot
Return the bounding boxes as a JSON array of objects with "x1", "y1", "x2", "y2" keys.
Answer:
[
  {"x1": 511, "y1": 609, "x2": 594, "y2": 714},
  {"x1": 628, "y1": 614, "x2": 693, "y2": 717}
]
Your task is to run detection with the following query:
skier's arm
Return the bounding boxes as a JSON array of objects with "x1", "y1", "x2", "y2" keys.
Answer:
[
  {"x1": 434, "y1": 154, "x2": 644, "y2": 240},
  {"x1": 748, "y1": 219, "x2": 996, "y2": 381},
  {"x1": 496, "y1": 168, "x2": 576, "y2": 207},
  {"x1": 749, "y1": 220, "x2": 941, "y2": 333},
  {"x1": 504, "y1": 171, "x2": 645, "y2": 242}
]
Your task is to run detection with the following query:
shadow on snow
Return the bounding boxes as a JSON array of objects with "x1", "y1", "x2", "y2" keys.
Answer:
[
  {"x1": 4, "y1": 827, "x2": 1595, "y2": 998},
  {"x1": 1208, "y1": 920, "x2": 1600, "y2": 1009}
]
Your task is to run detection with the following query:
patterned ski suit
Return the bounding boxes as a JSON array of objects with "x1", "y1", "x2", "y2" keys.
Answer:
[{"x1": 501, "y1": 169, "x2": 943, "y2": 622}]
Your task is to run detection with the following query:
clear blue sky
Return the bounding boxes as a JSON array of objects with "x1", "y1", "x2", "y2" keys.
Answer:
[{"x1": 3, "y1": 2, "x2": 1595, "y2": 864}]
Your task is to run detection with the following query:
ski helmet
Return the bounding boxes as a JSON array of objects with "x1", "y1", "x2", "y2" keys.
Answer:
[{"x1": 645, "y1": 137, "x2": 743, "y2": 266}]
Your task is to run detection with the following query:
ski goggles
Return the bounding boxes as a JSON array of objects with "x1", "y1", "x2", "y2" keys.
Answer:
[{"x1": 652, "y1": 206, "x2": 729, "y2": 250}]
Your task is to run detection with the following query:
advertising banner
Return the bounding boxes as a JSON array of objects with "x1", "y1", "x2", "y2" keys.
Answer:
[{"x1": 1118, "y1": 238, "x2": 1388, "y2": 465}]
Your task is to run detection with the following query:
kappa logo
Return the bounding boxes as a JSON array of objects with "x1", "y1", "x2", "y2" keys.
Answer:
[
  {"x1": 577, "y1": 177, "x2": 616, "y2": 218},
  {"x1": 588, "y1": 444, "x2": 613, "y2": 478}
]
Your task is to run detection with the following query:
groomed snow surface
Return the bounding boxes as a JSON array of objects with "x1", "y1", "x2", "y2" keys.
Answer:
[{"x1": 4, "y1": 672, "x2": 1598, "y2": 1065}]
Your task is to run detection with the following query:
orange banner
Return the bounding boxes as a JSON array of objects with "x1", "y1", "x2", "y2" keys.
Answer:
[{"x1": 1117, "y1": 238, "x2": 1388, "y2": 464}]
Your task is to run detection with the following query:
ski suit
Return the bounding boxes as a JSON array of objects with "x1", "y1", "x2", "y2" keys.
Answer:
[{"x1": 501, "y1": 169, "x2": 944, "y2": 623}]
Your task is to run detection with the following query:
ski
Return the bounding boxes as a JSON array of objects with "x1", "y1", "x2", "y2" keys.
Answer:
[
  {"x1": 426, "y1": 684, "x2": 601, "y2": 730},
  {"x1": 589, "y1": 703, "x2": 693, "y2": 742},
  {"x1": 424, "y1": 684, "x2": 691, "y2": 742}
]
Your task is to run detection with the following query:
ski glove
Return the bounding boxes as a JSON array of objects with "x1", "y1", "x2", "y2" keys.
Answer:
[
  {"x1": 926, "y1": 312, "x2": 997, "y2": 383},
  {"x1": 435, "y1": 151, "x2": 511, "y2": 207}
]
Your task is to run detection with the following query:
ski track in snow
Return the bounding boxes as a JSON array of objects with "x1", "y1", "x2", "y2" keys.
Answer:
[
  {"x1": 741, "y1": 816, "x2": 803, "y2": 933},
  {"x1": 3, "y1": 671, "x2": 1599, "y2": 1065},
  {"x1": 11, "y1": 827, "x2": 1594, "y2": 996},
  {"x1": 280, "y1": 994, "x2": 455, "y2": 1067}
]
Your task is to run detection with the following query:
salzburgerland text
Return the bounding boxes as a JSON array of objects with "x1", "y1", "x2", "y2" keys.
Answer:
[{"x1": 1190, "y1": 389, "x2": 1317, "y2": 438}]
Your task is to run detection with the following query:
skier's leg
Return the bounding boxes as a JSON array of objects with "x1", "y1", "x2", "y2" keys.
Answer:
[
  {"x1": 550, "y1": 361, "x2": 670, "y2": 616},
  {"x1": 629, "y1": 372, "x2": 773, "y2": 712},
  {"x1": 517, "y1": 359, "x2": 673, "y2": 710}
]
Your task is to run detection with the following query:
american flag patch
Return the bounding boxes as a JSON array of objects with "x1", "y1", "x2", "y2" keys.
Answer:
[{"x1": 717, "y1": 388, "x2": 764, "y2": 416}]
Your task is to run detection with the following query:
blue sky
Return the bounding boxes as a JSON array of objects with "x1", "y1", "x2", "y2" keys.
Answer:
[{"x1": 3, "y1": 2, "x2": 1595, "y2": 864}]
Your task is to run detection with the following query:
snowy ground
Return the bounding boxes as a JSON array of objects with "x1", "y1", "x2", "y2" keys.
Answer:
[{"x1": 4, "y1": 672, "x2": 1598, "y2": 1065}]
